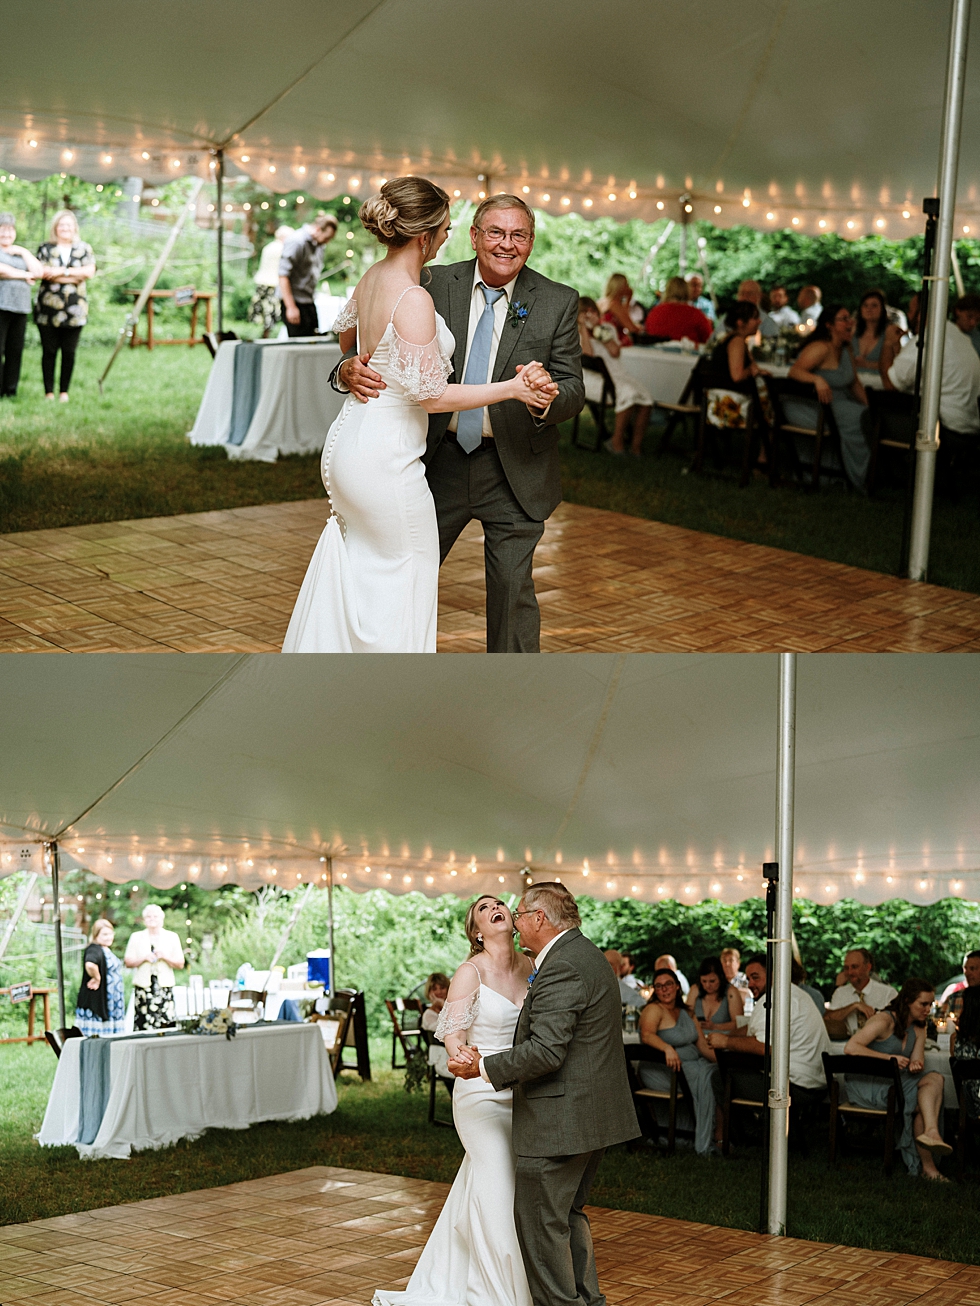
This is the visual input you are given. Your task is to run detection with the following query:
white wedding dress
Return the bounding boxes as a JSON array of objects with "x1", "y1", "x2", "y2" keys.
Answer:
[
  {"x1": 374, "y1": 982, "x2": 532, "y2": 1306},
  {"x1": 281, "y1": 287, "x2": 454, "y2": 652}
]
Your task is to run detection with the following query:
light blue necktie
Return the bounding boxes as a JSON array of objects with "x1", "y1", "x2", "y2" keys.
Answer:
[{"x1": 457, "y1": 283, "x2": 506, "y2": 453}]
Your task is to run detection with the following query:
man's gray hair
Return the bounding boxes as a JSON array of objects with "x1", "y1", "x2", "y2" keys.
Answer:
[
  {"x1": 472, "y1": 194, "x2": 536, "y2": 237},
  {"x1": 522, "y1": 882, "x2": 581, "y2": 928}
]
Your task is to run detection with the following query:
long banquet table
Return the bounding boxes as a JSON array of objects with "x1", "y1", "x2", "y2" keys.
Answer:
[
  {"x1": 37, "y1": 1022, "x2": 337, "y2": 1159},
  {"x1": 188, "y1": 337, "x2": 344, "y2": 462}
]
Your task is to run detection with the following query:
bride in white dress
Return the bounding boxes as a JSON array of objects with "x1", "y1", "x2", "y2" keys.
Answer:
[
  {"x1": 282, "y1": 177, "x2": 553, "y2": 653},
  {"x1": 374, "y1": 894, "x2": 534, "y2": 1306}
]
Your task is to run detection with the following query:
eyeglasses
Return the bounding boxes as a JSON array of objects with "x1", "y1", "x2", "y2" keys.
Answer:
[
  {"x1": 476, "y1": 225, "x2": 532, "y2": 247},
  {"x1": 513, "y1": 907, "x2": 543, "y2": 918},
  {"x1": 653, "y1": 982, "x2": 678, "y2": 993}
]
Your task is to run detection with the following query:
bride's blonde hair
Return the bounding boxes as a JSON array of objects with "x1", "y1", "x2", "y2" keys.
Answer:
[{"x1": 360, "y1": 176, "x2": 450, "y2": 249}]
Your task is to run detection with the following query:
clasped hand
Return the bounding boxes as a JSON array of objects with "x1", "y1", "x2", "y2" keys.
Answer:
[
  {"x1": 514, "y1": 361, "x2": 558, "y2": 409},
  {"x1": 447, "y1": 1044, "x2": 482, "y2": 1079}
]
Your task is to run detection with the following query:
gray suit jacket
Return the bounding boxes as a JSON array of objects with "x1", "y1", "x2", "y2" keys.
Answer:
[
  {"x1": 483, "y1": 929, "x2": 640, "y2": 1158},
  {"x1": 424, "y1": 260, "x2": 584, "y2": 521}
]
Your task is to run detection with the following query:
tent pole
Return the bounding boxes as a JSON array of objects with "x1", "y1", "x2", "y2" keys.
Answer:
[
  {"x1": 216, "y1": 149, "x2": 225, "y2": 335},
  {"x1": 49, "y1": 842, "x2": 67, "y2": 1032},
  {"x1": 767, "y1": 653, "x2": 797, "y2": 1235},
  {"x1": 327, "y1": 856, "x2": 335, "y2": 998},
  {"x1": 908, "y1": 0, "x2": 971, "y2": 582}
]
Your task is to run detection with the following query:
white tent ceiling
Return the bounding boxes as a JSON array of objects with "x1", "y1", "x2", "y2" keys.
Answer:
[
  {"x1": 1, "y1": 1, "x2": 978, "y2": 236},
  {"x1": 1, "y1": 653, "x2": 977, "y2": 907}
]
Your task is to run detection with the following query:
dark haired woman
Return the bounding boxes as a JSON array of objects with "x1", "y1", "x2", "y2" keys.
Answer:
[
  {"x1": 709, "y1": 300, "x2": 764, "y2": 390},
  {"x1": 787, "y1": 304, "x2": 870, "y2": 490},
  {"x1": 950, "y1": 985, "x2": 980, "y2": 1119},
  {"x1": 638, "y1": 968, "x2": 720, "y2": 1155},
  {"x1": 845, "y1": 978, "x2": 949, "y2": 1179},
  {"x1": 685, "y1": 956, "x2": 744, "y2": 1033},
  {"x1": 852, "y1": 289, "x2": 888, "y2": 370}
]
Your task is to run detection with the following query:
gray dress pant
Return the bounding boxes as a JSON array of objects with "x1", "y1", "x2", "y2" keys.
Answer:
[
  {"x1": 427, "y1": 436, "x2": 545, "y2": 653},
  {"x1": 514, "y1": 1148, "x2": 606, "y2": 1306}
]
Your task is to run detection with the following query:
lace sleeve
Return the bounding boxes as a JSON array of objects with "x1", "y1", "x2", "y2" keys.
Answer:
[
  {"x1": 434, "y1": 990, "x2": 479, "y2": 1041},
  {"x1": 331, "y1": 297, "x2": 357, "y2": 332},
  {"x1": 387, "y1": 331, "x2": 451, "y2": 402}
]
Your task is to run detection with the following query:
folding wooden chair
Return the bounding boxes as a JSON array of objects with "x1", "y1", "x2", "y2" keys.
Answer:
[
  {"x1": 329, "y1": 988, "x2": 371, "y2": 1079},
  {"x1": 693, "y1": 384, "x2": 774, "y2": 487},
  {"x1": 426, "y1": 1041, "x2": 455, "y2": 1129},
  {"x1": 44, "y1": 1026, "x2": 83, "y2": 1059},
  {"x1": 654, "y1": 355, "x2": 709, "y2": 455},
  {"x1": 624, "y1": 1042, "x2": 691, "y2": 1155},
  {"x1": 714, "y1": 1048, "x2": 767, "y2": 1156},
  {"x1": 951, "y1": 1056, "x2": 980, "y2": 1182},
  {"x1": 865, "y1": 388, "x2": 915, "y2": 494},
  {"x1": 768, "y1": 376, "x2": 847, "y2": 491},
  {"x1": 822, "y1": 1052, "x2": 904, "y2": 1176},
  {"x1": 572, "y1": 355, "x2": 616, "y2": 451},
  {"x1": 386, "y1": 997, "x2": 426, "y2": 1069}
]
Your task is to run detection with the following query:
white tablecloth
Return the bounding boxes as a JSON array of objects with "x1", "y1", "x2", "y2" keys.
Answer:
[
  {"x1": 37, "y1": 1023, "x2": 337, "y2": 1159},
  {"x1": 187, "y1": 339, "x2": 345, "y2": 462},
  {"x1": 618, "y1": 346, "x2": 700, "y2": 405}
]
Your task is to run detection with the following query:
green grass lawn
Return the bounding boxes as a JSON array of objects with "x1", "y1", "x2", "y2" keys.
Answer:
[
  {"x1": 2, "y1": 1042, "x2": 977, "y2": 1264},
  {"x1": 1, "y1": 343, "x2": 978, "y2": 593}
]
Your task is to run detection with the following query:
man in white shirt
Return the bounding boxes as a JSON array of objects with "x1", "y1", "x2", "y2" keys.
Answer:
[
  {"x1": 797, "y1": 285, "x2": 823, "y2": 330},
  {"x1": 704, "y1": 954, "x2": 830, "y2": 1092},
  {"x1": 768, "y1": 285, "x2": 800, "y2": 328},
  {"x1": 886, "y1": 308, "x2": 980, "y2": 435},
  {"x1": 825, "y1": 948, "x2": 898, "y2": 1039}
]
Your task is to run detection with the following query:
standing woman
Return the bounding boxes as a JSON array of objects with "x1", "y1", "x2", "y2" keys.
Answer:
[
  {"x1": 124, "y1": 903, "x2": 184, "y2": 1030},
  {"x1": 75, "y1": 919, "x2": 126, "y2": 1037},
  {"x1": 0, "y1": 213, "x2": 43, "y2": 397},
  {"x1": 34, "y1": 209, "x2": 96, "y2": 402}
]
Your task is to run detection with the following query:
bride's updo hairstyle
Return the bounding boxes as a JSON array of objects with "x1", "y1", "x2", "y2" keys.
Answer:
[
  {"x1": 464, "y1": 894, "x2": 500, "y2": 958},
  {"x1": 359, "y1": 176, "x2": 450, "y2": 249}
]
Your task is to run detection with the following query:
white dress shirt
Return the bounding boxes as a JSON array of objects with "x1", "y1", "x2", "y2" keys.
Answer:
[
  {"x1": 447, "y1": 264, "x2": 519, "y2": 438},
  {"x1": 828, "y1": 977, "x2": 898, "y2": 1035},
  {"x1": 478, "y1": 928, "x2": 571, "y2": 1081},
  {"x1": 888, "y1": 320, "x2": 980, "y2": 434},
  {"x1": 769, "y1": 305, "x2": 801, "y2": 327},
  {"x1": 746, "y1": 984, "x2": 831, "y2": 1090}
]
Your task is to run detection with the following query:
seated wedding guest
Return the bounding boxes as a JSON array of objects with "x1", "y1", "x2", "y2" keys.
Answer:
[
  {"x1": 34, "y1": 209, "x2": 96, "y2": 402},
  {"x1": 643, "y1": 277, "x2": 712, "y2": 344},
  {"x1": 605, "y1": 949, "x2": 646, "y2": 1008},
  {"x1": 654, "y1": 953, "x2": 690, "y2": 996},
  {"x1": 797, "y1": 285, "x2": 823, "y2": 329},
  {"x1": 638, "y1": 968, "x2": 721, "y2": 1155},
  {"x1": 720, "y1": 947, "x2": 752, "y2": 1013},
  {"x1": 952, "y1": 292, "x2": 980, "y2": 358},
  {"x1": 599, "y1": 273, "x2": 640, "y2": 346},
  {"x1": 686, "y1": 955, "x2": 744, "y2": 1032},
  {"x1": 685, "y1": 272, "x2": 715, "y2": 321},
  {"x1": 950, "y1": 985, "x2": 980, "y2": 1119},
  {"x1": 124, "y1": 902, "x2": 185, "y2": 1029},
  {"x1": 845, "y1": 979, "x2": 949, "y2": 1179},
  {"x1": 75, "y1": 918, "x2": 126, "y2": 1037},
  {"x1": 884, "y1": 295, "x2": 980, "y2": 442},
  {"x1": 767, "y1": 285, "x2": 800, "y2": 328},
  {"x1": 736, "y1": 280, "x2": 778, "y2": 338},
  {"x1": 278, "y1": 211, "x2": 337, "y2": 337},
  {"x1": 709, "y1": 301, "x2": 766, "y2": 390},
  {"x1": 0, "y1": 213, "x2": 43, "y2": 398},
  {"x1": 248, "y1": 224, "x2": 292, "y2": 337},
  {"x1": 704, "y1": 954, "x2": 829, "y2": 1099},
  {"x1": 792, "y1": 958, "x2": 825, "y2": 1015},
  {"x1": 787, "y1": 304, "x2": 871, "y2": 490},
  {"x1": 852, "y1": 289, "x2": 889, "y2": 369},
  {"x1": 942, "y1": 949, "x2": 980, "y2": 1020},
  {"x1": 421, "y1": 971, "x2": 451, "y2": 1031},
  {"x1": 578, "y1": 296, "x2": 653, "y2": 456},
  {"x1": 825, "y1": 947, "x2": 898, "y2": 1038},
  {"x1": 621, "y1": 952, "x2": 641, "y2": 988}
]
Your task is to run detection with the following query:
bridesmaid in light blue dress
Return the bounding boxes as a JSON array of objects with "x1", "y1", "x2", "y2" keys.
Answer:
[
  {"x1": 637, "y1": 968, "x2": 720, "y2": 1155},
  {"x1": 851, "y1": 289, "x2": 889, "y2": 370},
  {"x1": 786, "y1": 303, "x2": 871, "y2": 489}
]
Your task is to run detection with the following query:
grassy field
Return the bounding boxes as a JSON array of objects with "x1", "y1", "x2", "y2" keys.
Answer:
[
  {"x1": 2, "y1": 1042, "x2": 976, "y2": 1264},
  {"x1": 1, "y1": 343, "x2": 978, "y2": 593}
]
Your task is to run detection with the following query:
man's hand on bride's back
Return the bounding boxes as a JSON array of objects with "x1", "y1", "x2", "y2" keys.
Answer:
[{"x1": 340, "y1": 353, "x2": 386, "y2": 403}]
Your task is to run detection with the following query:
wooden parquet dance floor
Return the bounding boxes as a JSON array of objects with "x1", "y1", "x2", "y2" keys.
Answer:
[
  {"x1": 1, "y1": 1165, "x2": 976, "y2": 1306},
  {"x1": 1, "y1": 499, "x2": 978, "y2": 652}
]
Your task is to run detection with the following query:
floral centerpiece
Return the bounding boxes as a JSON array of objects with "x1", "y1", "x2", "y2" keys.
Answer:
[{"x1": 192, "y1": 1007, "x2": 237, "y2": 1039}]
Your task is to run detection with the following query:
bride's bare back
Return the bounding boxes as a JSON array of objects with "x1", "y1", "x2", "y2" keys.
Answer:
[{"x1": 350, "y1": 263, "x2": 437, "y2": 358}]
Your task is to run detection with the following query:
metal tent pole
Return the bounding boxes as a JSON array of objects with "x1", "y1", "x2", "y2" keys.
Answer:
[
  {"x1": 767, "y1": 653, "x2": 797, "y2": 1235},
  {"x1": 216, "y1": 149, "x2": 225, "y2": 335},
  {"x1": 49, "y1": 842, "x2": 67, "y2": 1031},
  {"x1": 908, "y1": 0, "x2": 972, "y2": 581},
  {"x1": 327, "y1": 856, "x2": 335, "y2": 998}
]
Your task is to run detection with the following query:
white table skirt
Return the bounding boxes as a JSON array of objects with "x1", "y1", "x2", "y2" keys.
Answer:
[
  {"x1": 618, "y1": 346, "x2": 700, "y2": 405},
  {"x1": 37, "y1": 1023, "x2": 337, "y2": 1159},
  {"x1": 187, "y1": 339, "x2": 345, "y2": 463}
]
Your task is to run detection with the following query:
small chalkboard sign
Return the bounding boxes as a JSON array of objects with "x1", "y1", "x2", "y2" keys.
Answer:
[
  {"x1": 173, "y1": 285, "x2": 196, "y2": 307},
  {"x1": 8, "y1": 981, "x2": 31, "y2": 1004}
]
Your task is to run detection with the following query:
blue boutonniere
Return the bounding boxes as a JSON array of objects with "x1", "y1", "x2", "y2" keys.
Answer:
[
  {"x1": 527, "y1": 968, "x2": 539, "y2": 988},
  {"x1": 508, "y1": 299, "x2": 529, "y2": 326}
]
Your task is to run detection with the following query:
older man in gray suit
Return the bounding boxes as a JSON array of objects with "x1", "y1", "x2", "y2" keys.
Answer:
[
  {"x1": 334, "y1": 195, "x2": 584, "y2": 653},
  {"x1": 450, "y1": 883, "x2": 638, "y2": 1306}
]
